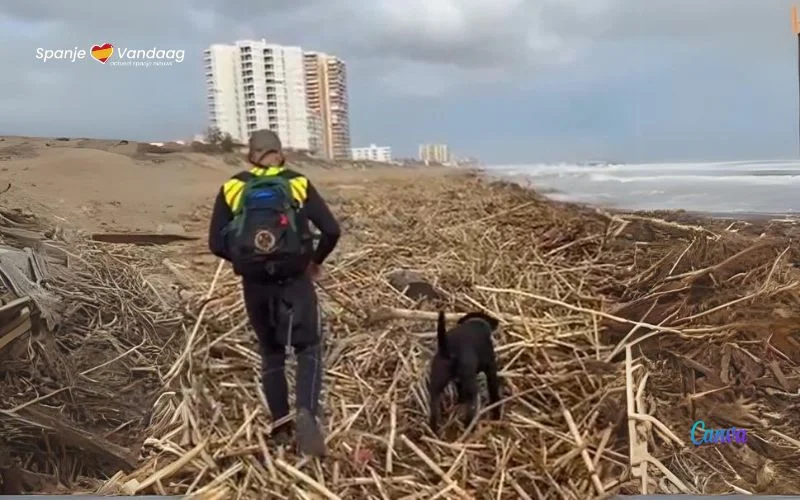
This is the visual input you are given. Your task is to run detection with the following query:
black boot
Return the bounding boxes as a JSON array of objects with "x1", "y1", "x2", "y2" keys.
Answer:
[{"x1": 296, "y1": 408, "x2": 326, "y2": 457}]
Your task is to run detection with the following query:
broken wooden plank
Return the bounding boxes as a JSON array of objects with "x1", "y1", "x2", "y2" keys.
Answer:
[
  {"x1": 90, "y1": 232, "x2": 200, "y2": 245},
  {"x1": 0, "y1": 227, "x2": 45, "y2": 247},
  {"x1": 0, "y1": 248, "x2": 60, "y2": 330},
  {"x1": 24, "y1": 247, "x2": 47, "y2": 284},
  {"x1": 0, "y1": 295, "x2": 30, "y2": 315},
  {"x1": 0, "y1": 406, "x2": 139, "y2": 471},
  {"x1": 0, "y1": 307, "x2": 31, "y2": 352}
]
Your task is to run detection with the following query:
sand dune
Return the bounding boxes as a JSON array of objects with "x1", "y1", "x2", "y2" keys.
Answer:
[{"x1": 0, "y1": 136, "x2": 236, "y2": 231}]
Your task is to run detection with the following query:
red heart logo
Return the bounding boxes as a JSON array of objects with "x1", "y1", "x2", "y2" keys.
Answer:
[{"x1": 91, "y1": 43, "x2": 114, "y2": 64}]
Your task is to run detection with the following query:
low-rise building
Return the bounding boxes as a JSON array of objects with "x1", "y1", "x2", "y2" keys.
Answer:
[{"x1": 351, "y1": 144, "x2": 392, "y2": 162}]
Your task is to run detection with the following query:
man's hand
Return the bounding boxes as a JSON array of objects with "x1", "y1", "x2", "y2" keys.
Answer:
[{"x1": 307, "y1": 261, "x2": 322, "y2": 280}]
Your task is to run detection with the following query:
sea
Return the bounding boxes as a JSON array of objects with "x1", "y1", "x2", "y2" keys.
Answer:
[{"x1": 483, "y1": 160, "x2": 800, "y2": 216}]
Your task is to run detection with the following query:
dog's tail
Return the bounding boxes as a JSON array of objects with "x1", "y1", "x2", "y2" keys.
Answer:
[{"x1": 436, "y1": 310, "x2": 448, "y2": 355}]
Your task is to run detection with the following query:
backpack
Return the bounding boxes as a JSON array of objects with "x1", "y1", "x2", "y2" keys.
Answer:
[{"x1": 224, "y1": 171, "x2": 312, "y2": 279}]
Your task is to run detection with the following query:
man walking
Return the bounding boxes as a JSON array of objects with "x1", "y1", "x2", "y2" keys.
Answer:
[{"x1": 207, "y1": 129, "x2": 340, "y2": 457}]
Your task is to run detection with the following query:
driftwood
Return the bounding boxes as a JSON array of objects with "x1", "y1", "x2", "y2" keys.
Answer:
[
  {"x1": 0, "y1": 306, "x2": 31, "y2": 353},
  {"x1": 0, "y1": 406, "x2": 139, "y2": 471},
  {"x1": 0, "y1": 246, "x2": 60, "y2": 329},
  {"x1": 6, "y1": 168, "x2": 800, "y2": 496},
  {"x1": 0, "y1": 207, "x2": 185, "y2": 492},
  {"x1": 85, "y1": 168, "x2": 800, "y2": 497},
  {"x1": 90, "y1": 232, "x2": 200, "y2": 245}
]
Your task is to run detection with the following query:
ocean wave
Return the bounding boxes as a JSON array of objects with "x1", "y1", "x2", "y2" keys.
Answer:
[
  {"x1": 483, "y1": 159, "x2": 800, "y2": 213},
  {"x1": 586, "y1": 173, "x2": 800, "y2": 184},
  {"x1": 487, "y1": 159, "x2": 800, "y2": 179}
]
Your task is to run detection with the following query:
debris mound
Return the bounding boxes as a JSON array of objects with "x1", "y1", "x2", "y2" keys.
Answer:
[
  {"x1": 88, "y1": 172, "x2": 800, "y2": 498},
  {"x1": 4, "y1": 166, "x2": 800, "y2": 497},
  {"x1": 0, "y1": 208, "x2": 186, "y2": 493}
]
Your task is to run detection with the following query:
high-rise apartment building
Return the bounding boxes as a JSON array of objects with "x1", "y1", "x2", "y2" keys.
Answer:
[
  {"x1": 418, "y1": 144, "x2": 451, "y2": 164},
  {"x1": 204, "y1": 40, "x2": 310, "y2": 151},
  {"x1": 205, "y1": 44, "x2": 241, "y2": 140},
  {"x1": 304, "y1": 52, "x2": 351, "y2": 160}
]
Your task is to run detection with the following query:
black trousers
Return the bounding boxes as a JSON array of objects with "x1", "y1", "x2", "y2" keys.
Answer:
[{"x1": 242, "y1": 275, "x2": 324, "y2": 422}]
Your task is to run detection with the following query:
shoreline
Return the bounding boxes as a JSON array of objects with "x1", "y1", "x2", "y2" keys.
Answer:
[
  {"x1": 475, "y1": 164, "x2": 800, "y2": 223},
  {"x1": 473, "y1": 166, "x2": 800, "y2": 229}
]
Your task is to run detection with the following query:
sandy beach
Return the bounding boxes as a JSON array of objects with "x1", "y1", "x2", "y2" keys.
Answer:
[{"x1": 1, "y1": 136, "x2": 800, "y2": 497}]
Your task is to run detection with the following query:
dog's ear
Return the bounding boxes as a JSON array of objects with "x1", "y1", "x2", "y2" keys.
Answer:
[
  {"x1": 436, "y1": 310, "x2": 448, "y2": 355},
  {"x1": 457, "y1": 311, "x2": 500, "y2": 331}
]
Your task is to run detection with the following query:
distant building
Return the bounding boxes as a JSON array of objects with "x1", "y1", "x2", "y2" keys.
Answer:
[
  {"x1": 351, "y1": 144, "x2": 392, "y2": 162},
  {"x1": 418, "y1": 143, "x2": 450, "y2": 164},
  {"x1": 204, "y1": 40, "x2": 310, "y2": 151},
  {"x1": 304, "y1": 52, "x2": 351, "y2": 160}
]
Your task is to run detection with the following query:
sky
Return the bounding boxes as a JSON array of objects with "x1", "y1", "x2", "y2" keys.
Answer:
[{"x1": 0, "y1": 0, "x2": 799, "y2": 164}]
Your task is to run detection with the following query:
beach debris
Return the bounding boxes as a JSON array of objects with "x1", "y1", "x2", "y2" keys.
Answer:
[
  {"x1": 0, "y1": 206, "x2": 185, "y2": 493},
  {"x1": 5, "y1": 167, "x2": 800, "y2": 497},
  {"x1": 89, "y1": 232, "x2": 199, "y2": 245}
]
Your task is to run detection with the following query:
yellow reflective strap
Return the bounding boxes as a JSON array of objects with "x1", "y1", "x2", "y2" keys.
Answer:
[
  {"x1": 288, "y1": 176, "x2": 308, "y2": 203},
  {"x1": 222, "y1": 178, "x2": 245, "y2": 212},
  {"x1": 222, "y1": 166, "x2": 308, "y2": 210},
  {"x1": 249, "y1": 166, "x2": 284, "y2": 176}
]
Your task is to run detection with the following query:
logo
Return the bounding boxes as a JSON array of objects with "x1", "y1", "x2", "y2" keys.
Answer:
[
  {"x1": 690, "y1": 420, "x2": 748, "y2": 446},
  {"x1": 253, "y1": 230, "x2": 276, "y2": 254},
  {"x1": 35, "y1": 43, "x2": 184, "y2": 68},
  {"x1": 91, "y1": 43, "x2": 114, "y2": 63}
]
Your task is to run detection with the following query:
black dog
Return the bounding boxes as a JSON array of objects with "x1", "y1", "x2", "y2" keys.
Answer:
[{"x1": 428, "y1": 310, "x2": 502, "y2": 434}]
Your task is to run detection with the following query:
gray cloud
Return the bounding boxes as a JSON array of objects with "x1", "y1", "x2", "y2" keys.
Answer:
[
  {"x1": 1, "y1": 0, "x2": 795, "y2": 93},
  {"x1": 0, "y1": 0, "x2": 797, "y2": 151}
]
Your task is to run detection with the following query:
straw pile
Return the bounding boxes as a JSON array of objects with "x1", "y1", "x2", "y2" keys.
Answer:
[
  {"x1": 71, "y1": 170, "x2": 797, "y2": 498},
  {"x1": 0, "y1": 211, "x2": 186, "y2": 493},
  {"x1": 5, "y1": 167, "x2": 800, "y2": 497}
]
